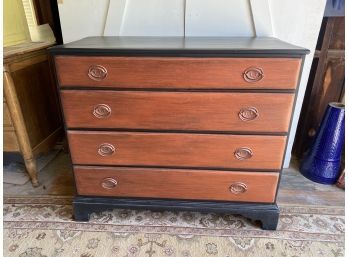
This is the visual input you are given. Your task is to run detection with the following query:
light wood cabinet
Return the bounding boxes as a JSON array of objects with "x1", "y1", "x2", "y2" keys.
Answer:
[{"x1": 4, "y1": 42, "x2": 63, "y2": 186}]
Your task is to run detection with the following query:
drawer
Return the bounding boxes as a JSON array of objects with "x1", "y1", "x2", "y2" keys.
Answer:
[
  {"x1": 74, "y1": 166, "x2": 279, "y2": 203},
  {"x1": 67, "y1": 131, "x2": 286, "y2": 170},
  {"x1": 61, "y1": 90, "x2": 294, "y2": 133},
  {"x1": 55, "y1": 56, "x2": 301, "y2": 90}
]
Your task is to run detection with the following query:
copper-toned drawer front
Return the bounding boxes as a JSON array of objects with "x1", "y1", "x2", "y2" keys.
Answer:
[
  {"x1": 74, "y1": 166, "x2": 279, "y2": 203},
  {"x1": 67, "y1": 131, "x2": 286, "y2": 170},
  {"x1": 61, "y1": 90, "x2": 294, "y2": 133},
  {"x1": 56, "y1": 56, "x2": 301, "y2": 90}
]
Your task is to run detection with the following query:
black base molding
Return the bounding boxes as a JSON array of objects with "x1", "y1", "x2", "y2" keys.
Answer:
[{"x1": 73, "y1": 196, "x2": 279, "y2": 230}]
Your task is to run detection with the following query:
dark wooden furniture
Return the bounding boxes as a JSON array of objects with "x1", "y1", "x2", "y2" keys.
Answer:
[
  {"x1": 4, "y1": 42, "x2": 62, "y2": 186},
  {"x1": 293, "y1": 17, "x2": 344, "y2": 158},
  {"x1": 50, "y1": 37, "x2": 308, "y2": 230},
  {"x1": 32, "y1": 0, "x2": 63, "y2": 44}
]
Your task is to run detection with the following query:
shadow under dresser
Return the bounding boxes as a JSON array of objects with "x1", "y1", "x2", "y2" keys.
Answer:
[{"x1": 49, "y1": 37, "x2": 309, "y2": 230}]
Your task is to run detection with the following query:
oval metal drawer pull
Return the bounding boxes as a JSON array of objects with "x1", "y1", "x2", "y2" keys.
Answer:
[
  {"x1": 238, "y1": 107, "x2": 259, "y2": 121},
  {"x1": 88, "y1": 65, "x2": 108, "y2": 81},
  {"x1": 234, "y1": 147, "x2": 253, "y2": 160},
  {"x1": 230, "y1": 182, "x2": 248, "y2": 194},
  {"x1": 93, "y1": 104, "x2": 111, "y2": 118},
  {"x1": 98, "y1": 143, "x2": 116, "y2": 156},
  {"x1": 101, "y1": 177, "x2": 118, "y2": 189},
  {"x1": 243, "y1": 67, "x2": 264, "y2": 83}
]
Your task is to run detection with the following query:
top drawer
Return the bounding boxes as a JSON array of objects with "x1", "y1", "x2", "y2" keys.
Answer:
[{"x1": 55, "y1": 56, "x2": 302, "y2": 90}]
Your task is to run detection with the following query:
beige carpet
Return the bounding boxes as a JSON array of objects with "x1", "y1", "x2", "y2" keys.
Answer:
[{"x1": 4, "y1": 196, "x2": 344, "y2": 257}]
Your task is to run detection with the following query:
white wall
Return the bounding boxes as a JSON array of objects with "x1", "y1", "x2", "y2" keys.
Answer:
[
  {"x1": 58, "y1": 0, "x2": 109, "y2": 42},
  {"x1": 57, "y1": 0, "x2": 326, "y2": 167},
  {"x1": 185, "y1": 0, "x2": 255, "y2": 36},
  {"x1": 269, "y1": 0, "x2": 326, "y2": 166}
]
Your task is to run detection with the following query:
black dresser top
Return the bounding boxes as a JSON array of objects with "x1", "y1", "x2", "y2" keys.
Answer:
[{"x1": 49, "y1": 36, "x2": 309, "y2": 56}]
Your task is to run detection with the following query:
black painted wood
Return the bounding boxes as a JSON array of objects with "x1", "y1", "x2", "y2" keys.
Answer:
[
  {"x1": 71, "y1": 164, "x2": 280, "y2": 173},
  {"x1": 73, "y1": 196, "x2": 280, "y2": 230},
  {"x1": 49, "y1": 36, "x2": 309, "y2": 56}
]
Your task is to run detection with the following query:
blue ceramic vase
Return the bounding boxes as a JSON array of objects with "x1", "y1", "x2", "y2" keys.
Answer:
[{"x1": 300, "y1": 102, "x2": 345, "y2": 184}]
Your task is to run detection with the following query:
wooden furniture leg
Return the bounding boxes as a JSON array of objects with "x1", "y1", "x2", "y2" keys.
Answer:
[
  {"x1": 3, "y1": 69, "x2": 39, "y2": 187},
  {"x1": 23, "y1": 157, "x2": 39, "y2": 187}
]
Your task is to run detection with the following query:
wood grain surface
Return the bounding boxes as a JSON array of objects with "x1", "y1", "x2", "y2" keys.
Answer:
[
  {"x1": 8, "y1": 56, "x2": 62, "y2": 151},
  {"x1": 56, "y1": 56, "x2": 301, "y2": 89},
  {"x1": 61, "y1": 90, "x2": 294, "y2": 133},
  {"x1": 3, "y1": 102, "x2": 13, "y2": 126},
  {"x1": 67, "y1": 131, "x2": 286, "y2": 170},
  {"x1": 74, "y1": 166, "x2": 279, "y2": 203},
  {"x1": 3, "y1": 131, "x2": 20, "y2": 152},
  {"x1": 4, "y1": 48, "x2": 63, "y2": 186}
]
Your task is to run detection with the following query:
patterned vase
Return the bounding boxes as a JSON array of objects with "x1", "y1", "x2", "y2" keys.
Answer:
[{"x1": 300, "y1": 102, "x2": 345, "y2": 184}]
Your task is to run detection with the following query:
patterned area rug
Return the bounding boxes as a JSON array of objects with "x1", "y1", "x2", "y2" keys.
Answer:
[{"x1": 4, "y1": 196, "x2": 344, "y2": 257}]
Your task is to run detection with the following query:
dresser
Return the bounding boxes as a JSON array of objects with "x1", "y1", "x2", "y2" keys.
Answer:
[{"x1": 50, "y1": 37, "x2": 308, "y2": 230}]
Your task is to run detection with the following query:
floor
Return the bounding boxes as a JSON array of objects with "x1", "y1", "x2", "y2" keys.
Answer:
[{"x1": 3, "y1": 151, "x2": 345, "y2": 207}]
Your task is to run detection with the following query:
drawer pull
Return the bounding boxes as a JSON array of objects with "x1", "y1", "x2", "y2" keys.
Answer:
[
  {"x1": 101, "y1": 177, "x2": 118, "y2": 189},
  {"x1": 88, "y1": 65, "x2": 108, "y2": 81},
  {"x1": 230, "y1": 182, "x2": 248, "y2": 194},
  {"x1": 243, "y1": 67, "x2": 264, "y2": 83},
  {"x1": 234, "y1": 147, "x2": 253, "y2": 160},
  {"x1": 238, "y1": 107, "x2": 259, "y2": 121},
  {"x1": 93, "y1": 104, "x2": 111, "y2": 118},
  {"x1": 98, "y1": 143, "x2": 116, "y2": 156}
]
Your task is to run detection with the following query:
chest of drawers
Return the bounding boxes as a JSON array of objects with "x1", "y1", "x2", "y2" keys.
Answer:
[{"x1": 50, "y1": 37, "x2": 308, "y2": 230}]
